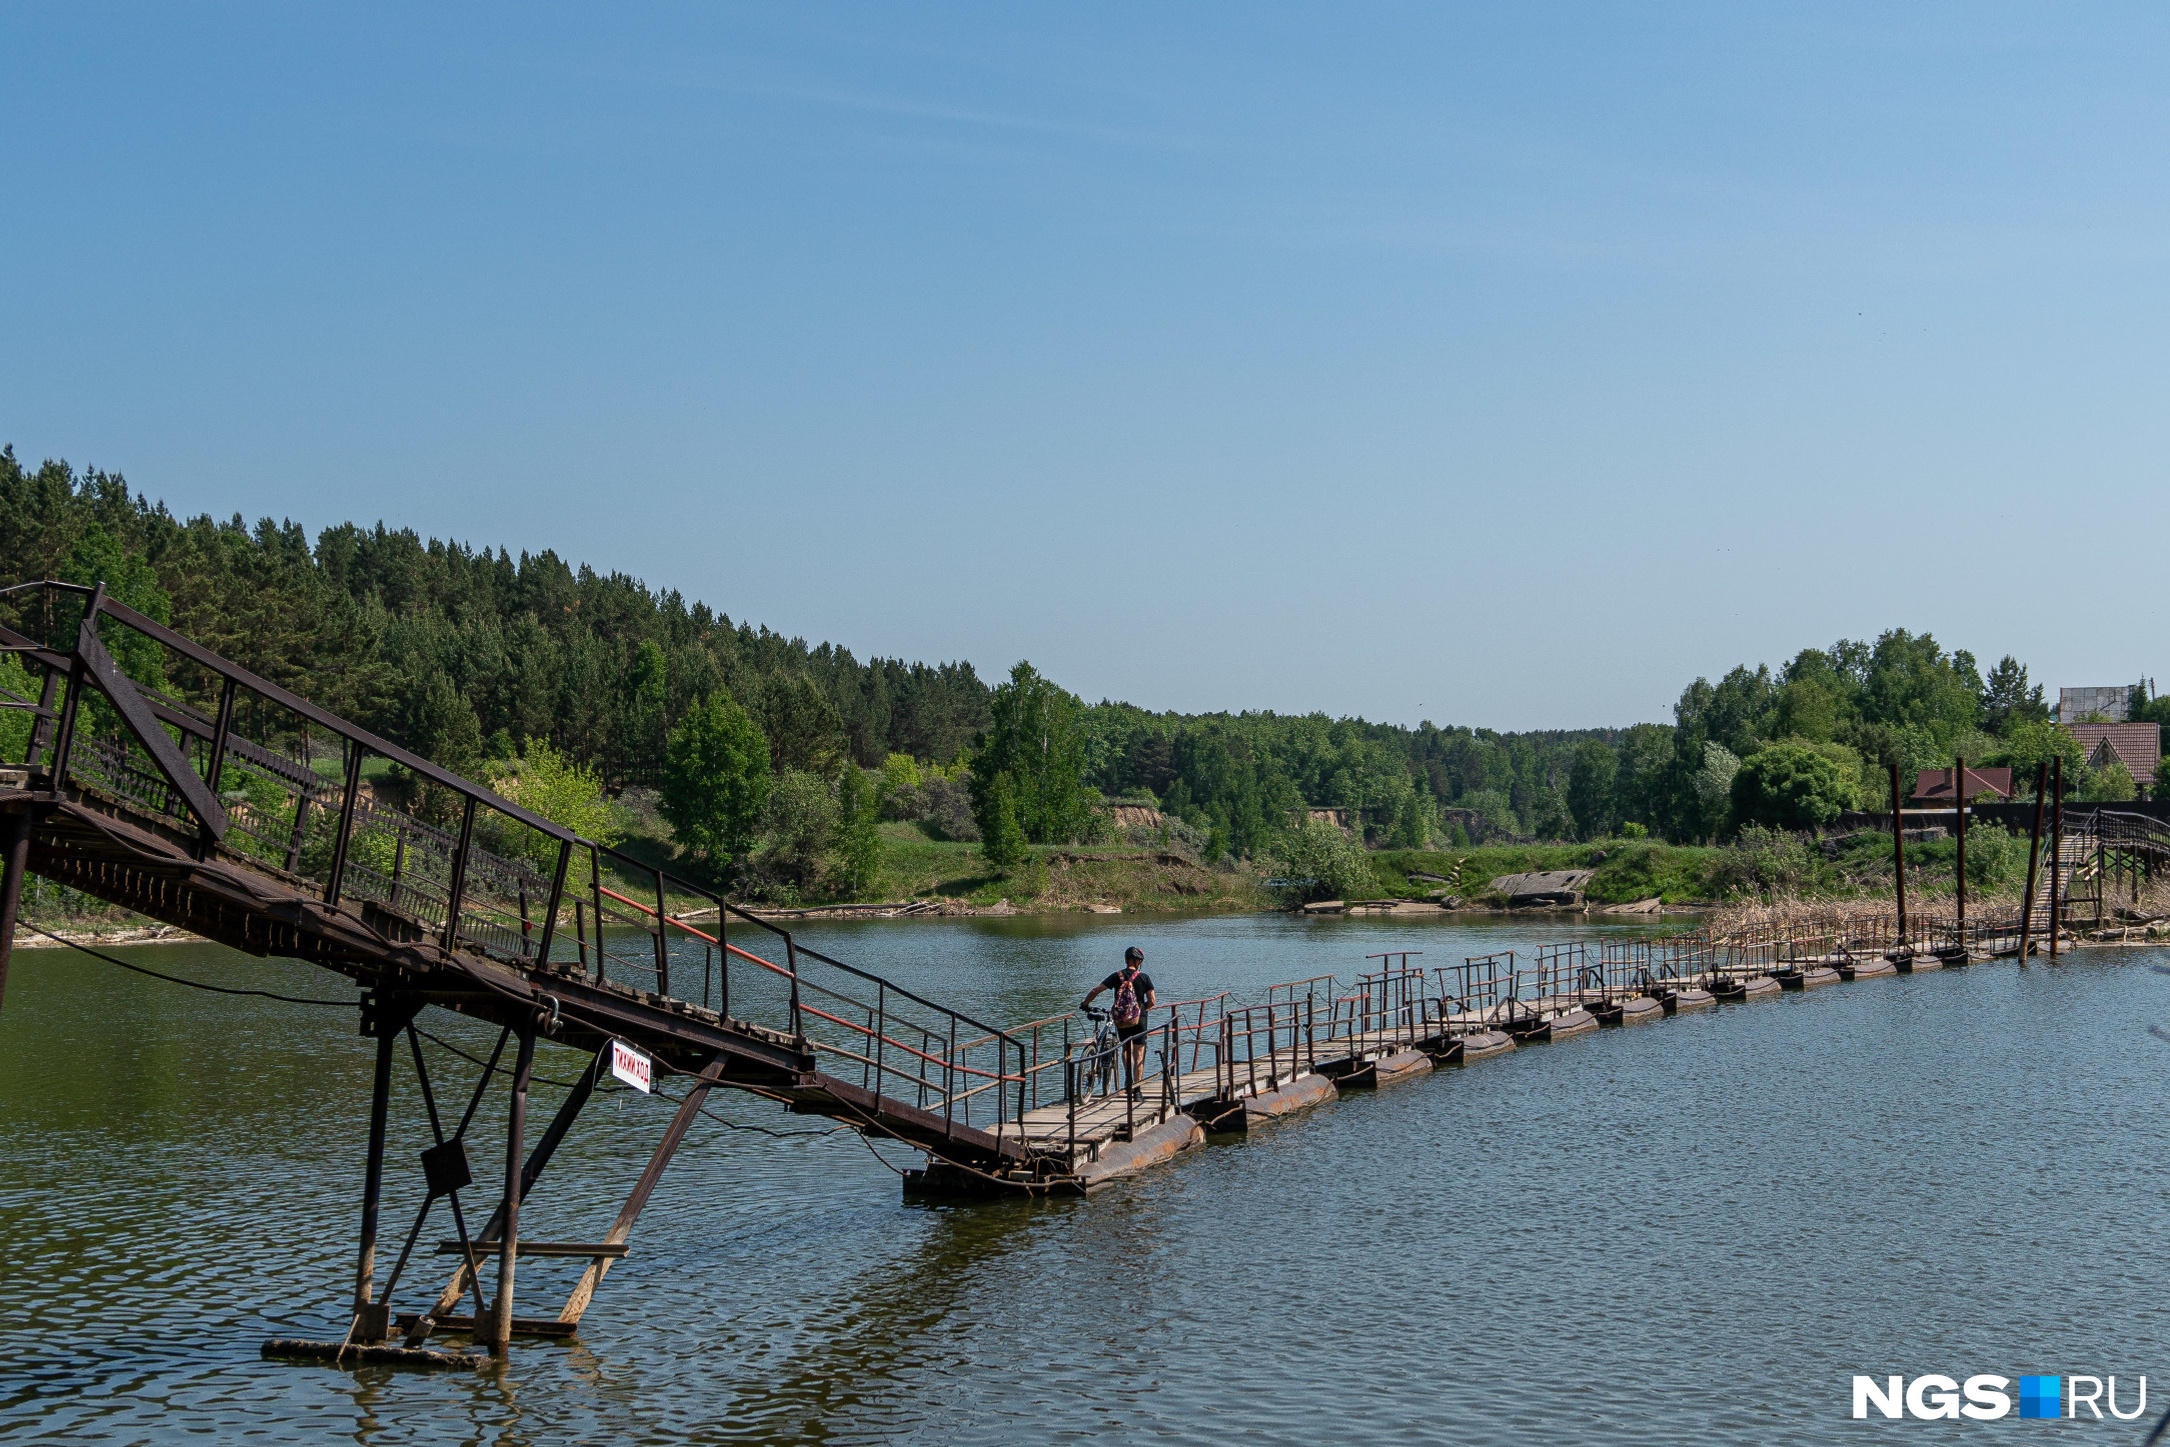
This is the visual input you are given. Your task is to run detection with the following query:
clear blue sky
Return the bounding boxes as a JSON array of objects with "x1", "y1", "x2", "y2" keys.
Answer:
[{"x1": 4, "y1": 5, "x2": 2165, "y2": 730}]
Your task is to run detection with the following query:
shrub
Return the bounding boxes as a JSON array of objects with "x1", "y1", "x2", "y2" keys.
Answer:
[
  {"x1": 1713, "y1": 825, "x2": 1816, "y2": 896},
  {"x1": 881, "y1": 753, "x2": 922, "y2": 793},
  {"x1": 1270, "y1": 817, "x2": 1377, "y2": 904},
  {"x1": 1963, "y1": 823, "x2": 2023, "y2": 889},
  {"x1": 916, "y1": 775, "x2": 980, "y2": 841},
  {"x1": 746, "y1": 768, "x2": 840, "y2": 898},
  {"x1": 2080, "y1": 761, "x2": 2137, "y2": 803},
  {"x1": 490, "y1": 738, "x2": 622, "y2": 869}
]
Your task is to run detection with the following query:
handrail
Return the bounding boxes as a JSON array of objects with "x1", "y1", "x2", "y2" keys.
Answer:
[{"x1": 16, "y1": 582, "x2": 581, "y2": 845}]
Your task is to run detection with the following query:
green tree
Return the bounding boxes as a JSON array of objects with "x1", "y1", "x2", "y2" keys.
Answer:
[
  {"x1": 1609, "y1": 722, "x2": 1672, "y2": 832},
  {"x1": 748, "y1": 671, "x2": 850, "y2": 777},
  {"x1": 1387, "y1": 786, "x2": 1431, "y2": 848},
  {"x1": 1729, "y1": 739, "x2": 1852, "y2": 832},
  {"x1": 1855, "y1": 630, "x2": 1981, "y2": 742},
  {"x1": 1691, "y1": 742, "x2": 1740, "y2": 842},
  {"x1": 1983, "y1": 719, "x2": 2087, "y2": 798},
  {"x1": 1531, "y1": 785, "x2": 1576, "y2": 841},
  {"x1": 490, "y1": 737, "x2": 621, "y2": 869},
  {"x1": 1979, "y1": 655, "x2": 2048, "y2": 735},
  {"x1": 1774, "y1": 649, "x2": 1853, "y2": 742},
  {"x1": 751, "y1": 768, "x2": 840, "y2": 896},
  {"x1": 1566, "y1": 739, "x2": 1618, "y2": 839},
  {"x1": 980, "y1": 769, "x2": 1026, "y2": 870},
  {"x1": 625, "y1": 638, "x2": 669, "y2": 778},
  {"x1": 834, "y1": 767, "x2": 884, "y2": 898},
  {"x1": 1461, "y1": 787, "x2": 1517, "y2": 840},
  {"x1": 661, "y1": 692, "x2": 772, "y2": 871},
  {"x1": 971, "y1": 661, "x2": 1098, "y2": 844}
]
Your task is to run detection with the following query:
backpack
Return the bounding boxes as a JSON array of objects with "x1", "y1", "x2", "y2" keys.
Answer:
[{"x1": 1112, "y1": 969, "x2": 1143, "y2": 1028}]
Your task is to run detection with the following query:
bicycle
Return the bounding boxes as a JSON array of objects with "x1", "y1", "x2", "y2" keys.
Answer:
[{"x1": 1071, "y1": 1006, "x2": 1119, "y2": 1101}]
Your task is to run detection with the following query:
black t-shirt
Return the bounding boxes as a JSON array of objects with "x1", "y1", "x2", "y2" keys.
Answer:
[{"x1": 1100, "y1": 969, "x2": 1155, "y2": 1020}]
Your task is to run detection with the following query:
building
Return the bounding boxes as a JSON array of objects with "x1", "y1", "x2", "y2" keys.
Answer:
[
  {"x1": 1910, "y1": 766, "x2": 2013, "y2": 804},
  {"x1": 2065, "y1": 722, "x2": 2160, "y2": 787},
  {"x1": 2058, "y1": 685, "x2": 2131, "y2": 723}
]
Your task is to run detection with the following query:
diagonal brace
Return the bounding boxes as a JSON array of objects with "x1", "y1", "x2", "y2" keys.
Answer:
[
  {"x1": 558, "y1": 1054, "x2": 724, "y2": 1328},
  {"x1": 74, "y1": 620, "x2": 228, "y2": 842}
]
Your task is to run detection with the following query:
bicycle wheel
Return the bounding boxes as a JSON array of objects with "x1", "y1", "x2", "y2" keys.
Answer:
[{"x1": 1087, "y1": 1035, "x2": 1115, "y2": 1097}]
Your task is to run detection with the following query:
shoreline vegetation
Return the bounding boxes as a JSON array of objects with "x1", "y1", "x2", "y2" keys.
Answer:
[{"x1": 4, "y1": 451, "x2": 2166, "y2": 939}]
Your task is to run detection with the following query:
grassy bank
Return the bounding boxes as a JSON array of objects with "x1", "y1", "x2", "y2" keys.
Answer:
[
  {"x1": 874, "y1": 824, "x2": 1269, "y2": 912},
  {"x1": 1374, "y1": 823, "x2": 2038, "y2": 910}
]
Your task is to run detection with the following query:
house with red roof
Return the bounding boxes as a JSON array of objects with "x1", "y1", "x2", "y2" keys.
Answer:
[
  {"x1": 1910, "y1": 766, "x2": 2013, "y2": 803},
  {"x1": 2065, "y1": 722, "x2": 2161, "y2": 788}
]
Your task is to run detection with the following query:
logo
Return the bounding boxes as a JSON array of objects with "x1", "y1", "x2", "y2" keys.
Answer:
[
  {"x1": 2016, "y1": 1376, "x2": 2060, "y2": 1420},
  {"x1": 1852, "y1": 1374, "x2": 2146, "y2": 1421}
]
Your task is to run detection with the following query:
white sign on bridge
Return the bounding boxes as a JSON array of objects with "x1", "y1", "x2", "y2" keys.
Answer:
[{"x1": 609, "y1": 1039, "x2": 653, "y2": 1094}]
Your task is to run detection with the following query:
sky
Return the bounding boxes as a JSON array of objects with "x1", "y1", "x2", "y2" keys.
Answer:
[{"x1": 3, "y1": 4, "x2": 2167, "y2": 730}]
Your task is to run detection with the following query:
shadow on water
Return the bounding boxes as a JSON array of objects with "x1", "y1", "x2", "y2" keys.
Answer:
[{"x1": 689, "y1": 1197, "x2": 1052, "y2": 1445}]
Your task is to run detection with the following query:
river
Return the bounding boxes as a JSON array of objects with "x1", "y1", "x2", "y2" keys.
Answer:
[{"x1": 2, "y1": 913, "x2": 2165, "y2": 1444}]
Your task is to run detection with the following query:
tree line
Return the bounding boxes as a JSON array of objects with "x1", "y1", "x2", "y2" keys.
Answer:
[{"x1": 2, "y1": 450, "x2": 2150, "y2": 887}]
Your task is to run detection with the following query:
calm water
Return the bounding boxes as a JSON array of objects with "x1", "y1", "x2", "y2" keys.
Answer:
[{"x1": 3, "y1": 913, "x2": 2167, "y2": 1445}]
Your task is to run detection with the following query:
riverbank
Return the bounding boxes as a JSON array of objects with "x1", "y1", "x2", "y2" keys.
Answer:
[{"x1": 2, "y1": 826, "x2": 2074, "y2": 944}]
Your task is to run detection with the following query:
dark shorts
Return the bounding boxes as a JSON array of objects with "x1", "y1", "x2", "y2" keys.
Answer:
[{"x1": 1116, "y1": 1020, "x2": 1148, "y2": 1042}]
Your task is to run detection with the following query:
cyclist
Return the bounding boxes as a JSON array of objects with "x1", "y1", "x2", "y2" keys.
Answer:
[{"x1": 1081, "y1": 946, "x2": 1156, "y2": 1099}]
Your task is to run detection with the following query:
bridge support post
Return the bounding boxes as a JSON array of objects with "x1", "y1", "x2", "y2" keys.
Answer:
[
  {"x1": 353, "y1": 993, "x2": 421, "y2": 1343},
  {"x1": 2050, "y1": 756, "x2": 2064, "y2": 959},
  {"x1": 484, "y1": 1029, "x2": 537, "y2": 1357},
  {"x1": 2019, "y1": 763, "x2": 2047, "y2": 958},
  {"x1": 1954, "y1": 755, "x2": 1967, "y2": 953},
  {"x1": 0, "y1": 807, "x2": 31, "y2": 1015},
  {"x1": 1888, "y1": 764, "x2": 1909, "y2": 954}
]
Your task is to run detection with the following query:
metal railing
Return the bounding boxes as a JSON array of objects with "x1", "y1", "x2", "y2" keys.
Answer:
[
  {"x1": 1214, "y1": 998, "x2": 1316, "y2": 1098},
  {"x1": 1435, "y1": 954, "x2": 1514, "y2": 1034}
]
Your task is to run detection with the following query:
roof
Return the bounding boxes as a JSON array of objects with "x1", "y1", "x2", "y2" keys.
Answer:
[
  {"x1": 2067, "y1": 722, "x2": 2160, "y2": 778},
  {"x1": 1911, "y1": 767, "x2": 2013, "y2": 801}
]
